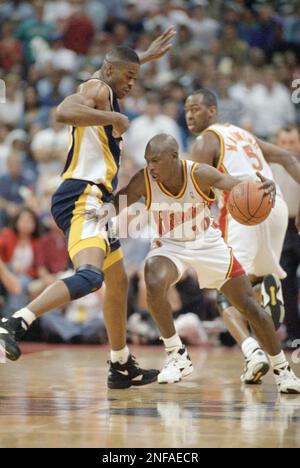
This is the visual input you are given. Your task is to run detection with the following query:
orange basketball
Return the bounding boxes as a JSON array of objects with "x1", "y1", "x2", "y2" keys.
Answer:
[{"x1": 228, "y1": 180, "x2": 272, "y2": 226}]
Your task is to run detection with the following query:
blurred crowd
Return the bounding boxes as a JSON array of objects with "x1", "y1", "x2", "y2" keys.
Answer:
[{"x1": 0, "y1": 0, "x2": 299, "y2": 346}]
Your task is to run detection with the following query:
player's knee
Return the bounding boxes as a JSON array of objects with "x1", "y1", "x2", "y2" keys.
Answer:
[
  {"x1": 145, "y1": 263, "x2": 169, "y2": 297},
  {"x1": 63, "y1": 265, "x2": 104, "y2": 300}
]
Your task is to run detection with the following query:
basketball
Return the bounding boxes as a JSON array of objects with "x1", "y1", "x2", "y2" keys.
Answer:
[{"x1": 228, "y1": 180, "x2": 272, "y2": 226}]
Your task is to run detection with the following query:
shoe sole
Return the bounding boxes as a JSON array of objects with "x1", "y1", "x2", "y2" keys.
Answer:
[
  {"x1": 158, "y1": 364, "x2": 194, "y2": 384},
  {"x1": 262, "y1": 275, "x2": 285, "y2": 330},
  {"x1": 244, "y1": 362, "x2": 270, "y2": 385},
  {"x1": 280, "y1": 388, "x2": 300, "y2": 394},
  {"x1": 107, "y1": 374, "x2": 159, "y2": 389}
]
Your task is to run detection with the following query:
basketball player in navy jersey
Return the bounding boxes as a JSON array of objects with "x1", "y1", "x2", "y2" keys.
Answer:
[
  {"x1": 0, "y1": 28, "x2": 176, "y2": 390},
  {"x1": 83, "y1": 133, "x2": 300, "y2": 393}
]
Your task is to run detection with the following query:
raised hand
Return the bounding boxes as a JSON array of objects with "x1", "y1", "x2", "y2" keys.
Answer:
[{"x1": 139, "y1": 26, "x2": 176, "y2": 64}]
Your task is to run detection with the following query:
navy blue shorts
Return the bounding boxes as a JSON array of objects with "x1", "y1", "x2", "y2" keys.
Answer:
[{"x1": 51, "y1": 179, "x2": 122, "y2": 268}]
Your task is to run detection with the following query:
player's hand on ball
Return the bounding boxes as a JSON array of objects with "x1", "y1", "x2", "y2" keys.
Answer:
[{"x1": 256, "y1": 172, "x2": 276, "y2": 206}]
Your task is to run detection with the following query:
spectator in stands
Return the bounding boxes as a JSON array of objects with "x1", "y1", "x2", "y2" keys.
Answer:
[
  {"x1": 31, "y1": 108, "x2": 68, "y2": 191},
  {"x1": 29, "y1": 214, "x2": 69, "y2": 299},
  {"x1": 0, "y1": 259, "x2": 21, "y2": 318},
  {"x1": 0, "y1": 20, "x2": 23, "y2": 73},
  {"x1": 0, "y1": 207, "x2": 42, "y2": 312},
  {"x1": 247, "y1": 66, "x2": 296, "y2": 138},
  {"x1": 62, "y1": 0, "x2": 95, "y2": 55},
  {"x1": 14, "y1": 0, "x2": 55, "y2": 66},
  {"x1": 0, "y1": 73, "x2": 23, "y2": 127},
  {"x1": 19, "y1": 86, "x2": 49, "y2": 131},
  {"x1": 271, "y1": 126, "x2": 300, "y2": 347},
  {"x1": 0, "y1": 151, "x2": 33, "y2": 228},
  {"x1": 125, "y1": 93, "x2": 183, "y2": 167}
]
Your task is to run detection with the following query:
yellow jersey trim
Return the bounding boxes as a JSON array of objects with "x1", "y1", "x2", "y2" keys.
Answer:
[
  {"x1": 190, "y1": 162, "x2": 216, "y2": 203},
  {"x1": 144, "y1": 168, "x2": 152, "y2": 210},
  {"x1": 226, "y1": 247, "x2": 234, "y2": 279},
  {"x1": 202, "y1": 127, "x2": 225, "y2": 170},
  {"x1": 97, "y1": 127, "x2": 118, "y2": 193},
  {"x1": 62, "y1": 127, "x2": 85, "y2": 179}
]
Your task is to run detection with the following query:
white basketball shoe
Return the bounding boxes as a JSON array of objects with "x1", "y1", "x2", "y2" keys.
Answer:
[
  {"x1": 158, "y1": 346, "x2": 194, "y2": 384},
  {"x1": 274, "y1": 365, "x2": 300, "y2": 394},
  {"x1": 241, "y1": 349, "x2": 270, "y2": 384}
]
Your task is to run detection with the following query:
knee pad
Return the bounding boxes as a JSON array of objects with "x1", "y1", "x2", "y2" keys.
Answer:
[
  {"x1": 63, "y1": 264, "x2": 104, "y2": 300},
  {"x1": 216, "y1": 292, "x2": 232, "y2": 314}
]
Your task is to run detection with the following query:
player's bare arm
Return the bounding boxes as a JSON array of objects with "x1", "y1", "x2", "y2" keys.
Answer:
[
  {"x1": 256, "y1": 137, "x2": 300, "y2": 184},
  {"x1": 138, "y1": 26, "x2": 176, "y2": 64},
  {"x1": 190, "y1": 132, "x2": 220, "y2": 167},
  {"x1": 115, "y1": 169, "x2": 146, "y2": 211},
  {"x1": 83, "y1": 170, "x2": 146, "y2": 224},
  {"x1": 56, "y1": 80, "x2": 129, "y2": 133},
  {"x1": 193, "y1": 164, "x2": 276, "y2": 203}
]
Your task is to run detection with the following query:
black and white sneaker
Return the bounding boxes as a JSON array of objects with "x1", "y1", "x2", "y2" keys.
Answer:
[
  {"x1": 261, "y1": 274, "x2": 285, "y2": 330},
  {"x1": 107, "y1": 354, "x2": 159, "y2": 389},
  {"x1": 158, "y1": 346, "x2": 193, "y2": 384},
  {"x1": 0, "y1": 317, "x2": 25, "y2": 361},
  {"x1": 241, "y1": 349, "x2": 270, "y2": 384}
]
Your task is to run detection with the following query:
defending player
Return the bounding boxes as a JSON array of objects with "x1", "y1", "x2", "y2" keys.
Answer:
[{"x1": 0, "y1": 29, "x2": 175, "y2": 390}]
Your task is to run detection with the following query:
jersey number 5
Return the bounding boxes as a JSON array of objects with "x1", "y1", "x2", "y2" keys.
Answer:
[{"x1": 243, "y1": 144, "x2": 263, "y2": 171}]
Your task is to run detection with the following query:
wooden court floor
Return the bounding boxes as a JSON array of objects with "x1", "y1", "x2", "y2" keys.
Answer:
[{"x1": 0, "y1": 344, "x2": 299, "y2": 448}]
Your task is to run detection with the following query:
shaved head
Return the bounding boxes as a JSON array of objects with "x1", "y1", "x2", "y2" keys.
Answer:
[{"x1": 145, "y1": 134, "x2": 179, "y2": 157}]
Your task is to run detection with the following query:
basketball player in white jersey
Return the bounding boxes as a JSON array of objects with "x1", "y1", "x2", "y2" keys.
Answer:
[
  {"x1": 86, "y1": 133, "x2": 300, "y2": 393},
  {"x1": 0, "y1": 29, "x2": 176, "y2": 390},
  {"x1": 185, "y1": 89, "x2": 300, "y2": 385}
]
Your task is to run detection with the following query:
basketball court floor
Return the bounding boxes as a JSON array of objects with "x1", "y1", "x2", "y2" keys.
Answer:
[{"x1": 0, "y1": 343, "x2": 299, "y2": 448}]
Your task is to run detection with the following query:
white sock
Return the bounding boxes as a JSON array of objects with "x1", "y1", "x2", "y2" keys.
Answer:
[
  {"x1": 269, "y1": 351, "x2": 289, "y2": 371},
  {"x1": 110, "y1": 346, "x2": 130, "y2": 364},
  {"x1": 12, "y1": 308, "x2": 36, "y2": 330},
  {"x1": 241, "y1": 337, "x2": 261, "y2": 359},
  {"x1": 161, "y1": 333, "x2": 183, "y2": 352}
]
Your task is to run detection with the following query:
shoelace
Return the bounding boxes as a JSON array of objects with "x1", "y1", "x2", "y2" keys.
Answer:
[
  {"x1": 275, "y1": 366, "x2": 297, "y2": 380},
  {"x1": 163, "y1": 349, "x2": 182, "y2": 369}
]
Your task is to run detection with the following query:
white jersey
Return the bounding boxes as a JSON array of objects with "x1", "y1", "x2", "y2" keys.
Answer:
[
  {"x1": 198, "y1": 123, "x2": 288, "y2": 278},
  {"x1": 201, "y1": 123, "x2": 274, "y2": 180},
  {"x1": 144, "y1": 159, "x2": 216, "y2": 247},
  {"x1": 62, "y1": 80, "x2": 122, "y2": 193},
  {"x1": 144, "y1": 159, "x2": 245, "y2": 289}
]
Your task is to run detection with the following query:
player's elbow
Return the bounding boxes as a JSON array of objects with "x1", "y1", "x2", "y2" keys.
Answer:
[{"x1": 55, "y1": 104, "x2": 70, "y2": 124}]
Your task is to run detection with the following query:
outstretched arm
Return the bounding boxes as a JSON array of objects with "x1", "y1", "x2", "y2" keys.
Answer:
[
  {"x1": 55, "y1": 80, "x2": 129, "y2": 135},
  {"x1": 257, "y1": 138, "x2": 300, "y2": 184},
  {"x1": 193, "y1": 163, "x2": 241, "y2": 193},
  {"x1": 193, "y1": 164, "x2": 276, "y2": 203},
  {"x1": 115, "y1": 170, "x2": 146, "y2": 213},
  {"x1": 83, "y1": 170, "x2": 146, "y2": 224},
  {"x1": 138, "y1": 26, "x2": 176, "y2": 65}
]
